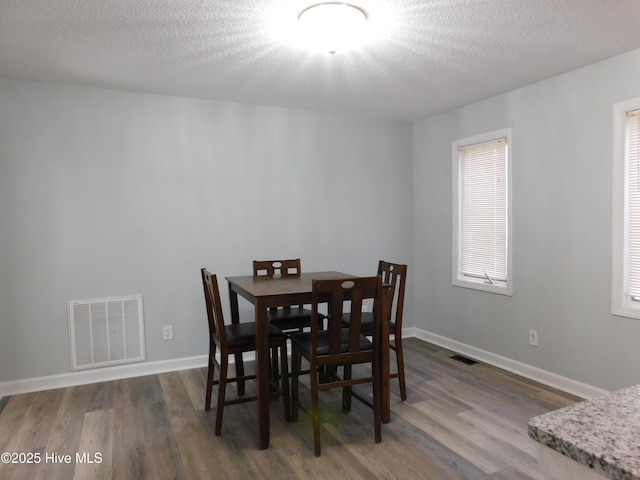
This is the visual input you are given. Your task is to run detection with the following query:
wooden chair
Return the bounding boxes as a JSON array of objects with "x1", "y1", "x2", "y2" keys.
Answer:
[
  {"x1": 290, "y1": 276, "x2": 383, "y2": 457},
  {"x1": 343, "y1": 261, "x2": 408, "y2": 400},
  {"x1": 200, "y1": 268, "x2": 290, "y2": 435},
  {"x1": 253, "y1": 259, "x2": 321, "y2": 383},
  {"x1": 252, "y1": 259, "x2": 315, "y2": 332}
]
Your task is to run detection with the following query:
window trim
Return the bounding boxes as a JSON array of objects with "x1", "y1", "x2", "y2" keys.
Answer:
[
  {"x1": 612, "y1": 97, "x2": 640, "y2": 319},
  {"x1": 452, "y1": 128, "x2": 513, "y2": 296}
]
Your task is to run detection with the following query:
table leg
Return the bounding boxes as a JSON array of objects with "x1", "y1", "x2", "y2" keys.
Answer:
[
  {"x1": 255, "y1": 298, "x2": 270, "y2": 449},
  {"x1": 227, "y1": 285, "x2": 245, "y2": 396}
]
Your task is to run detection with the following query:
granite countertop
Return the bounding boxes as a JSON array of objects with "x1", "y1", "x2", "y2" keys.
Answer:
[{"x1": 528, "y1": 384, "x2": 640, "y2": 480}]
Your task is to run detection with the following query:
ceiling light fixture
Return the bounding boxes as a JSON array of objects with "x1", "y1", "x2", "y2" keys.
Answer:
[{"x1": 298, "y1": 2, "x2": 368, "y2": 55}]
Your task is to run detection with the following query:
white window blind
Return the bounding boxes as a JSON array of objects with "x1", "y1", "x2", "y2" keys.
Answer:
[
  {"x1": 458, "y1": 137, "x2": 509, "y2": 285},
  {"x1": 612, "y1": 99, "x2": 640, "y2": 319},
  {"x1": 626, "y1": 109, "x2": 640, "y2": 302}
]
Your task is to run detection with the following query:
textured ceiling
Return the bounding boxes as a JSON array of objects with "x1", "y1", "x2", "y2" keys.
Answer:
[{"x1": 1, "y1": 0, "x2": 640, "y2": 121}]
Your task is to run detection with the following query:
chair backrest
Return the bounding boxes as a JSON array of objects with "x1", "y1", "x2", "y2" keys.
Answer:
[
  {"x1": 311, "y1": 276, "x2": 383, "y2": 363},
  {"x1": 377, "y1": 261, "x2": 407, "y2": 329},
  {"x1": 253, "y1": 259, "x2": 304, "y2": 313},
  {"x1": 253, "y1": 259, "x2": 302, "y2": 278},
  {"x1": 201, "y1": 268, "x2": 227, "y2": 349}
]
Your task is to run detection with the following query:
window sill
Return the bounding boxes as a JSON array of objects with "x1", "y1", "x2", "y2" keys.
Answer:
[
  {"x1": 611, "y1": 303, "x2": 640, "y2": 321},
  {"x1": 453, "y1": 278, "x2": 513, "y2": 296}
]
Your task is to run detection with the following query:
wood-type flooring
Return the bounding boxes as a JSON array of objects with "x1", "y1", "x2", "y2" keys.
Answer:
[{"x1": 0, "y1": 339, "x2": 582, "y2": 479}]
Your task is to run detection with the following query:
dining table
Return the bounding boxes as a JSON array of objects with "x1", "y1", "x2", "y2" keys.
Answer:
[{"x1": 225, "y1": 270, "x2": 392, "y2": 450}]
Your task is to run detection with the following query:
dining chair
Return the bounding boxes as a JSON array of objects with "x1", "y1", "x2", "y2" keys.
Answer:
[
  {"x1": 253, "y1": 259, "x2": 321, "y2": 382},
  {"x1": 252, "y1": 259, "x2": 316, "y2": 332},
  {"x1": 342, "y1": 260, "x2": 408, "y2": 401},
  {"x1": 290, "y1": 275, "x2": 383, "y2": 457},
  {"x1": 200, "y1": 268, "x2": 290, "y2": 435}
]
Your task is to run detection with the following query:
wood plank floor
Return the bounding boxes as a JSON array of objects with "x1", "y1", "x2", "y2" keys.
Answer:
[{"x1": 0, "y1": 339, "x2": 581, "y2": 480}]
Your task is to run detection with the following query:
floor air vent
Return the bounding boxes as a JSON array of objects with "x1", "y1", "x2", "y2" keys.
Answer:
[
  {"x1": 450, "y1": 354, "x2": 478, "y2": 365},
  {"x1": 68, "y1": 295, "x2": 146, "y2": 371}
]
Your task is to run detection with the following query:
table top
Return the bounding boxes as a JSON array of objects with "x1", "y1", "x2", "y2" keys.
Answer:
[
  {"x1": 528, "y1": 384, "x2": 640, "y2": 480},
  {"x1": 226, "y1": 271, "x2": 354, "y2": 297}
]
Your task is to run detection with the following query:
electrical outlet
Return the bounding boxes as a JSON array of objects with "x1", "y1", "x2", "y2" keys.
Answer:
[
  {"x1": 529, "y1": 329, "x2": 538, "y2": 346},
  {"x1": 163, "y1": 325, "x2": 173, "y2": 340}
]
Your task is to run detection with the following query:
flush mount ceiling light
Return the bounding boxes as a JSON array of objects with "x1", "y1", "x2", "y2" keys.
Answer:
[{"x1": 298, "y1": 2, "x2": 368, "y2": 55}]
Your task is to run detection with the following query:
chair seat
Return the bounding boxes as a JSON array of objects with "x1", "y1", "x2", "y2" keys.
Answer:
[
  {"x1": 268, "y1": 306, "x2": 316, "y2": 332},
  {"x1": 342, "y1": 312, "x2": 396, "y2": 333},
  {"x1": 290, "y1": 329, "x2": 373, "y2": 357},
  {"x1": 225, "y1": 321, "x2": 289, "y2": 348},
  {"x1": 268, "y1": 306, "x2": 313, "y2": 321}
]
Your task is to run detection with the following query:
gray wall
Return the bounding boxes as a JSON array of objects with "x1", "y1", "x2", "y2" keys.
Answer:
[
  {"x1": 5, "y1": 46, "x2": 640, "y2": 392},
  {"x1": 0, "y1": 79, "x2": 414, "y2": 382},
  {"x1": 413, "y1": 48, "x2": 640, "y2": 391}
]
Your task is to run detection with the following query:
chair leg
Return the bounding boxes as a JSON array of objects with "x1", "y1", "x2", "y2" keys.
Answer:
[
  {"x1": 271, "y1": 346, "x2": 280, "y2": 387},
  {"x1": 205, "y1": 346, "x2": 216, "y2": 411},
  {"x1": 279, "y1": 342, "x2": 291, "y2": 422},
  {"x1": 291, "y1": 348, "x2": 300, "y2": 422},
  {"x1": 342, "y1": 364, "x2": 352, "y2": 412},
  {"x1": 234, "y1": 352, "x2": 245, "y2": 396},
  {"x1": 394, "y1": 335, "x2": 407, "y2": 401},
  {"x1": 311, "y1": 364, "x2": 321, "y2": 457},
  {"x1": 215, "y1": 355, "x2": 229, "y2": 436},
  {"x1": 372, "y1": 359, "x2": 382, "y2": 443}
]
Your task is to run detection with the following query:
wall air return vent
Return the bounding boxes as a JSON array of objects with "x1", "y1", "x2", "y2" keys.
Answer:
[{"x1": 67, "y1": 295, "x2": 146, "y2": 371}]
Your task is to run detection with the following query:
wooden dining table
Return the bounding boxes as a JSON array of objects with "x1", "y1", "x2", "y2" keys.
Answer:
[{"x1": 226, "y1": 271, "x2": 391, "y2": 450}]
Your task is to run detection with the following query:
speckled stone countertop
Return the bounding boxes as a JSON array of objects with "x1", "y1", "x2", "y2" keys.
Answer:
[{"x1": 528, "y1": 384, "x2": 640, "y2": 480}]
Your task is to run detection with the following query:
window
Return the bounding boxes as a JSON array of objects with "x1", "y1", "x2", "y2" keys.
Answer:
[
  {"x1": 452, "y1": 129, "x2": 512, "y2": 295},
  {"x1": 612, "y1": 98, "x2": 640, "y2": 319}
]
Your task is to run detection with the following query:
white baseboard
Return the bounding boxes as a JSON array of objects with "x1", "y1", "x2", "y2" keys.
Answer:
[
  {"x1": 0, "y1": 330, "x2": 608, "y2": 401},
  {"x1": 0, "y1": 355, "x2": 209, "y2": 397},
  {"x1": 410, "y1": 327, "x2": 609, "y2": 399}
]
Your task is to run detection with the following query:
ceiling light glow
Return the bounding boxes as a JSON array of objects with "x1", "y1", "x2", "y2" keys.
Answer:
[{"x1": 298, "y1": 3, "x2": 368, "y2": 55}]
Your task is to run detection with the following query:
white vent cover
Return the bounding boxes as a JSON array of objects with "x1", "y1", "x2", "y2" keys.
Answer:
[{"x1": 68, "y1": 295, "x2": 146, "y2": 371}]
